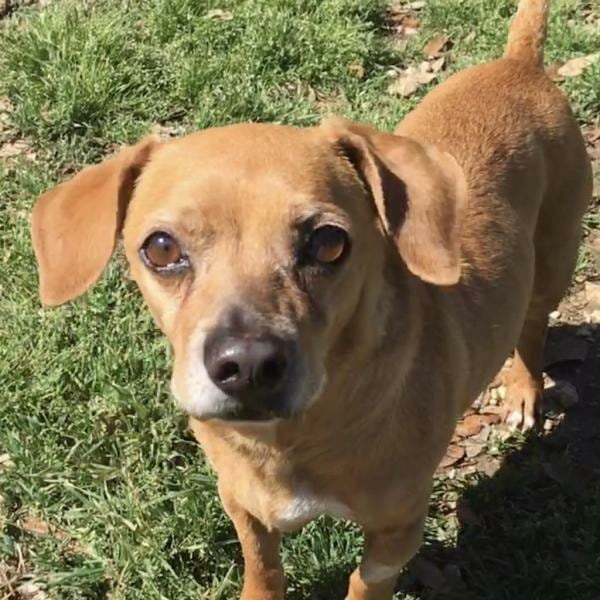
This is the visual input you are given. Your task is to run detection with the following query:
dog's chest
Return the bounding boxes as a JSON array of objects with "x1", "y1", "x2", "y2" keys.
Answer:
[{"x1": 271, "y1": 485, "x2": 353, "y2": 532}]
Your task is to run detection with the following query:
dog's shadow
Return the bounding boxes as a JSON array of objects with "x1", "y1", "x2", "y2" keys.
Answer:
[
  {"x1": 404, "y1": 322, "x2": 600, "y2": 600},
  {"x1": 287, "y1": 323, "x2": 600, "y2": 600}
]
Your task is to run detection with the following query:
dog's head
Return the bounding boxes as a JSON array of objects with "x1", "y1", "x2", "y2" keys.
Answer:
[{"x1": 31, "y1": 118, "x2": 465, "y2": 422}]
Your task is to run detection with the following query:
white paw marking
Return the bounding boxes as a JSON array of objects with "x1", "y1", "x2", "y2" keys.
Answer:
[
  {"x1": 506, "y1": 409, "x2": 523, "y2": 430},
  {"x1": 522, "y1": 413, "x2": 536, "y2": 431}
]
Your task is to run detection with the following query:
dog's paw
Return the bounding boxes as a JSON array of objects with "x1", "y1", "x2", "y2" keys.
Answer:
[{"x1": 501, "y1": 381, "x2": 541, "y2": 432}]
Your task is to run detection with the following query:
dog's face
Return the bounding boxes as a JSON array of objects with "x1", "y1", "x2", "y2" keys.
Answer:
[
  {"x1": 31, "y1": 118, "x2": 465, "y2": 422},
  {"x1": 123, "y1": 124, "x2": 379, "y2": 421}
]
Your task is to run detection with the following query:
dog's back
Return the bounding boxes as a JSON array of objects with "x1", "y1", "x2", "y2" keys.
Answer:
[{"x1": 396, "y1": 0, "x2": 592, "y2": 429}]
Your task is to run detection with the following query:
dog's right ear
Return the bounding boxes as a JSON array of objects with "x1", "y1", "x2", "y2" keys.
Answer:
[
  {"x1": 322, "y1": 117, "x2": 466, "y2": 286},
  {"x1": 31, "y1": 136, "x2": 161, "y2": 306}
]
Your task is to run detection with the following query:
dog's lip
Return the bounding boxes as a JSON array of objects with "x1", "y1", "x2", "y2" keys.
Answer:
[{"x1": 197, "y1": 402, "x2": 294, "y2": 423}]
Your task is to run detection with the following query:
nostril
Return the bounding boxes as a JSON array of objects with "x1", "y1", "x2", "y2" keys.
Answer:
[
  {"x1": 256, "y1": 356, "x2": 287, "y2": 390},
  {"x1": 215, "y1": 360, "x2": 241, "y2": 384}
]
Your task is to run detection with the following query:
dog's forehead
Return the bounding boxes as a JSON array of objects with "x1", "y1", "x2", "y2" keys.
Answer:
[{"x1": 127, "y1": 123, "x2": 350, "y2": 236}]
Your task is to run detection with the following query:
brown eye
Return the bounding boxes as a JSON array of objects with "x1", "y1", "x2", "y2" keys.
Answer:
[
  {"x1": 140, "y1": 231, "x2": 188, "y2": 272},
  {"x1": 306, "y1": 225, "x2": 350, "y2": 265}
]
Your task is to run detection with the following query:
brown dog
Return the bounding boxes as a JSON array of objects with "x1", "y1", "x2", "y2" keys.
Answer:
[{"x1": 31, "y1": 1, "x2": 591, "y2": 598}]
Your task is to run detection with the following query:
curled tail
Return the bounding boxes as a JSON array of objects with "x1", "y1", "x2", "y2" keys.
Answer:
[{"x1": 504, "y1": 0, "x2": 550, "y2": 68}]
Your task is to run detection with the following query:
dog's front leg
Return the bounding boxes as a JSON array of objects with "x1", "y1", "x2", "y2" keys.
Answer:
[
  {"x1": 345, "y1": 514, "x2": 426, "y2": 600},
  {"x1": 219, "y1": 487, "x2": 284, "y2": 600}
]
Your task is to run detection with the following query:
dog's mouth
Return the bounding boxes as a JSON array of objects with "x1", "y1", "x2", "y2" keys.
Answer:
[{"x1": 204, "y1": 400, "x2": 290, "y2": 423}]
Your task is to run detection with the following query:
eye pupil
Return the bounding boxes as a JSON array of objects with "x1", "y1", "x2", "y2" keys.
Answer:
[
  {"x1": 142, "y1": 231, "x2": 184, "y2": 269},
  {"x1": 307, "y1": 225, "x2": 348, "y2": 265}
]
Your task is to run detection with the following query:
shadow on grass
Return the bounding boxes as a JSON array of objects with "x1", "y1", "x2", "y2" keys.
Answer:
[{"x1": 404, "y1": 323, "x2": 600, "y2": 600}]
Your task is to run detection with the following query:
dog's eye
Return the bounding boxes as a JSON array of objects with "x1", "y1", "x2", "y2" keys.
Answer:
[
  {"x1": 140, "y1": 231, "x2": 188, "y2": 272},
  {"x1": 305, "y1": 225, "x2": 349, "y2": 265}
]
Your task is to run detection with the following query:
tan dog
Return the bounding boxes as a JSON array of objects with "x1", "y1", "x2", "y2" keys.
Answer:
[{"x1": 31, "y1": 1, "x2": 591, "y2": 598}]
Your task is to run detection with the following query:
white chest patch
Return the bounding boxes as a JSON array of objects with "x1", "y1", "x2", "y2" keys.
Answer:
[{"x1": 274, "y1": 487, "x2": 353, "y2": 532}]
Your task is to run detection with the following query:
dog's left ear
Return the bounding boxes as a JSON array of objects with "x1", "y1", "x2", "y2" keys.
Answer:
[
  {"x1": 31, "y1": 136, "x2": 162, "y2": 307},
  {"x1": 322, "y1": 117, "x2": 467, "y2": 286}
]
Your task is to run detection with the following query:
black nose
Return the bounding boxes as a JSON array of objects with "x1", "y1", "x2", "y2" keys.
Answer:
[{"x1": 204, "y1": 331, "x2": 289, "y2": 406}]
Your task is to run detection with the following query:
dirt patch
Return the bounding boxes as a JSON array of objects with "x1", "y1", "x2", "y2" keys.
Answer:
[
  {"x1": 0, "y1": 97, "x2": 36, "y2": 164},
  {"x1": 0, "y1": 0, "x2": 51, "y2": 19}
]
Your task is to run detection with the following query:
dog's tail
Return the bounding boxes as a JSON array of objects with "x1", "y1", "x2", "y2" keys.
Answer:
[{"x1": 504, "y1": 0, "x2": 550, "y2": 68}]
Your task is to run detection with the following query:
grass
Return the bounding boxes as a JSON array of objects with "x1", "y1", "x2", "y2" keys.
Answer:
[{"x1": 0, "y1": 0, "x2": 599, "y2": 599}]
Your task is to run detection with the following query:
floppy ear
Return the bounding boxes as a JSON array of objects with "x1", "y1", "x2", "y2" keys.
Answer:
[
  {"x1": 31, "y1": 136, "x2": 161, "y2": 306},
  {"x1": 323, "y1": 117, "x2": 466, "y2": 285}
]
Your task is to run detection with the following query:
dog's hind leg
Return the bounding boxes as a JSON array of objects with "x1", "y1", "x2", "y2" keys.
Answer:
[{"x1": 502, "y1": 139, "x2": 592, "y2": 431}]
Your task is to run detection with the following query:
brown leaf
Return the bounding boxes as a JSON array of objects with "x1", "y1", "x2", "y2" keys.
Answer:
[
  {"x1": 400, "y1": 15, "x2": 420, "y2": 29},
  {"x1": 557, "y1": 53, "x2": 599, "y2": 78},
  {"x1": 387, "y1": 59, "x2": 442, "y2": 98},
  {"x1": 348, "y1": 63, "x2": 365, "y2": 79},
  {"x1": 19, "y1": 515, "x2": 50, "y2": 535},
  {"x1": 386, "y1": 3, "x2": 422, "y2": 42},
  {"x1": 464, "y1": 440, "x2": 484, "y2": 459},
  {"x1": 455, "y1": 414, "x2": 485, "y2": 437},
  {"x1": 427, "y1": 56, "x2": 446, "y2": 73},
  {"x1": 423, "y1": 33, "x2": 450, "y2": 59},
  {"x1": 439, "y1": 444, "x2": 465, "y2": 469}
]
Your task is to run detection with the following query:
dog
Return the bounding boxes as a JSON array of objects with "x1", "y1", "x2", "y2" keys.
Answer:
[{"x1": 31, "y1": 1, "x2": 591, "y2": 598}]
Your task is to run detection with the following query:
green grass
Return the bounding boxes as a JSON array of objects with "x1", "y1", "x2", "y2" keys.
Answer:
[{"x1": 0, "y1": 1, "x2": 599, "y2": 599}]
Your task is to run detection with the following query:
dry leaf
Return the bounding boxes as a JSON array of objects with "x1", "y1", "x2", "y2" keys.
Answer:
[
  {"x1": 477, "y1": 455, "x2": 501, "y2": 477},
  {"x1": 439, "y1": 444, "x2": 465, "y2": 469},
  {"x1": 348, "y1": 63, "x2": 365, "y2": 79},
  {"x1": 387, "y1": 68, "x2": 436, "y2": 97},
  {"x1": 400, "y1": 15, "x2": 420, "y2": 29},
  {"x1": 19, "y1": 515, "x2": 50, "y2": 535},
  {"x1": 0, "y1": 453, "x2": 14, "y2": 469},
  {"x1": 557, "y1": 53, "x2": 599, "y2": 78},
  {"x1": 455, "y1": 414, "x2": 484, "y2": 437},
  {"x1": 387, "y1": 59, "x2": 443, "y2": 98},
  {"x1": 428, "y1": 56, "x2": 445, "y2": 73},
  {"x1": 423, "y1": 33, "x2": 449, "y2": 58},
  {"x1": 464, "y1": 440, "x2": 484, "y2": 459},
  {"x1": 17, "y1": 581, "x2": 48, "y2": 600},
  {"x1": 206, "y1": 8, "x2": 233, "y2": 21}
]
